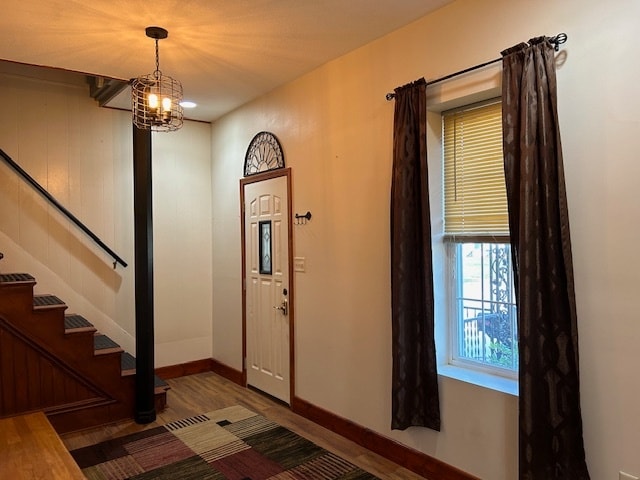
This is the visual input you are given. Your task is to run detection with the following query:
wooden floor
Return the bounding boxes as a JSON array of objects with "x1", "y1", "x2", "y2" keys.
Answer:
[{"x1": 61, "y1": 371, "x2": 427, "y2": 479}]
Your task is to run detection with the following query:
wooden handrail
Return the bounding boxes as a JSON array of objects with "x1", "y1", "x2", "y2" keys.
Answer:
[{"x1": 0, "y1": 148, "x2": 127, "y2": 268}]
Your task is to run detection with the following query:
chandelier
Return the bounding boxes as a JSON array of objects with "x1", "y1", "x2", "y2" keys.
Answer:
[{"x1": 131, "y1": 26, "x2": 183, "y2": 132}]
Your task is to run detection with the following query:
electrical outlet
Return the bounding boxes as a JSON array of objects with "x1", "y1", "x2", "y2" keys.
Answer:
[{"x1": 620, "y1": 472, "x2": 639, "y2": 480}]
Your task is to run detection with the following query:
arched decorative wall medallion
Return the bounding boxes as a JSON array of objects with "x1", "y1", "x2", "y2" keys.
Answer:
[{"x1": 243, "y1": 131, "x2": 285, "y2": 176}]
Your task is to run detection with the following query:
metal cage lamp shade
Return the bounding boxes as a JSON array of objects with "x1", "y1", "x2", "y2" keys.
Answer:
[{"x1": 132, "y1": 26, "x2": 184, "y2": 132}]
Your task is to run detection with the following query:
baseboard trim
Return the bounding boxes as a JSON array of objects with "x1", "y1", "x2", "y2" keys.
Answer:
[
  {"x1": 155, "y1": 359, "x2": 213, "y2": 379},
  {"x1": 291, "y1": 396, "x2": 479, "y2": 480},
  {"x1": 209, "y1": 358, "x2": 244, "y2": 386},
  {"x1": 155, "y1": 358, "x2": 244, "y2": 385}
]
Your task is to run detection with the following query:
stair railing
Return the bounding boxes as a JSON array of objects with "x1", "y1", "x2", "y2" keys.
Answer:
[{"x1": 0, "y1": 148, "x2": 127, "y2": 268}]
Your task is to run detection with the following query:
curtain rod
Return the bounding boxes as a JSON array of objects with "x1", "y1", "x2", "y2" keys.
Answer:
[{"x1": 385, "y1": 33, "x2": 567, "y2": 101}]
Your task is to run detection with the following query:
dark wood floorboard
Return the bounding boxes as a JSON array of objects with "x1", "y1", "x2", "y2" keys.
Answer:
[{"x1": 60, "y1": 371, "x2": 427, "y2": 479}]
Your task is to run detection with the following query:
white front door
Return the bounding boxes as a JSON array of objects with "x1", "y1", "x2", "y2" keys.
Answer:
[{"x1": 243, "y1": 174, "x2": 290, "y2": 403}]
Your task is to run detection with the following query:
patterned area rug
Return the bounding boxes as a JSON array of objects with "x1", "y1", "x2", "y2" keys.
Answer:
[{"x1": 70, "y1": 405, "x2": 380, "y2": 479}]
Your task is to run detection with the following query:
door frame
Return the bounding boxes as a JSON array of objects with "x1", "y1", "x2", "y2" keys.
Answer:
[{"x1": 240, "y1": 167, "x2": 294, "y2": 402}]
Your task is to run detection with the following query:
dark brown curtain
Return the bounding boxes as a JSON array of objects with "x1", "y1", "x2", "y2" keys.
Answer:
[
  {"x1": 390, "y1": 78, "x2": 440, "y2": 432},
  {"x1": 502, "y1": 38, "x2": 590, "y2": 479}
]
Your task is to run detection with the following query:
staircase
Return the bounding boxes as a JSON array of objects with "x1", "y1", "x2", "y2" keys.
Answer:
[{"x1": 0, "y1": 268, "x2": 169, "y2": 434}]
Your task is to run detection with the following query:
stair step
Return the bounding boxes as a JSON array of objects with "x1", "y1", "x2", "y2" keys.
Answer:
[
  {"x1": 121, "y1": 352, "x2": 136, "y2": 374},
  {"x1": 94, "y1": 334, "x2": 123, "y2": 355},
  {"x1": 155, "y1": 376, "x2": 170, "y2": 390},
  {"x1": 33, "y1": 294, "x2": 65, "y2": 309},
  {"x1": 0, "y1": 273, "x2": 35, "y2": 283},
  {"x1": 64, "y1": 314, "x2": 95, "y2": 333},
  {"x1": 120, "y1": 352, "x2": 170, "y2": 391}
]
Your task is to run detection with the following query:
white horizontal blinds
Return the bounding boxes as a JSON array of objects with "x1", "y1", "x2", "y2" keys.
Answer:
[{"x1": 443, "y1": 100, "x2": 509, "y2": 240}]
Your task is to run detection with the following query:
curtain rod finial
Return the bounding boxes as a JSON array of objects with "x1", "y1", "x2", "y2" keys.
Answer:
[{"x1": 550, "y1": 32, "x2": 567, "y2": 51}]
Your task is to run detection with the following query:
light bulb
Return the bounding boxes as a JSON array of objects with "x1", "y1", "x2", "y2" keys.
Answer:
[
  {"x1": 162, "y1": 97, "x2": 172, "y2": 111},
  {"x1": 148, "y1": 93, "x2": 159, "y2": 109}
]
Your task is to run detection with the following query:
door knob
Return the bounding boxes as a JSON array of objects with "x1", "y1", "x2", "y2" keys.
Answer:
[{"x1": 274, "y1": 298, "x2": 288, "y2": 316}]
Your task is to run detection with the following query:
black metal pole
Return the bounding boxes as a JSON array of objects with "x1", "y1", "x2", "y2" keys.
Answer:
[{"x1": 133, "y1": 125, "x2": 156, "y2": 424}]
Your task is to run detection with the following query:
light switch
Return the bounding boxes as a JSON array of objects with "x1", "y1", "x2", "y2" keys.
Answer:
[{"x1": 294, "y1": 257, "x2": 306, "y2": 272}]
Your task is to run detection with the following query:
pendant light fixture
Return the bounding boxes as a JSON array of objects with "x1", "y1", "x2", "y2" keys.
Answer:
[{"x1": 131, "y1": 26, "x2": 183, "y2": 132}]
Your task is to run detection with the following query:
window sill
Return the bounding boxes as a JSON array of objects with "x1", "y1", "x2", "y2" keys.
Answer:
[{"x1": 438, "y1": 364, "x2": 518, "y2": 396}]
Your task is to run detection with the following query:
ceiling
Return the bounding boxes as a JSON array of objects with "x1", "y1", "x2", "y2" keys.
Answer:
[{"x1": 0, "y1": 0, "x2": 453, "y2": 122}]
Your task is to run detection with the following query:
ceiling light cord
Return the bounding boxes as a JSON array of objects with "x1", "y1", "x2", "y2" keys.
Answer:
[{"x1": 154, "y1": 39, "x2": 161, "y2": 79}]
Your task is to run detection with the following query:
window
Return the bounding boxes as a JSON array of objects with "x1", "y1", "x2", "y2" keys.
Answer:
[{"x1": 443, "y1": 100, "x2": 518, "y2": 377}]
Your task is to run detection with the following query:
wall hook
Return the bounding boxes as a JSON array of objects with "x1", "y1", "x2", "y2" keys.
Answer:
[{"x1": 294, "y1": 211, "x2": 312, "y2": 225}]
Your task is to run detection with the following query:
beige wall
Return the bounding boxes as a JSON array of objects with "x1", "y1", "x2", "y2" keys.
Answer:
[
  {"x1": 0, "y1": 73, "x2": 213, "y2": 367},
  {"x1": 150, "y1": 126, "x2": 213, "y2": 366},
  {"x1": 210, "y1": 0, "x2": 640, "y2": 479}
]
